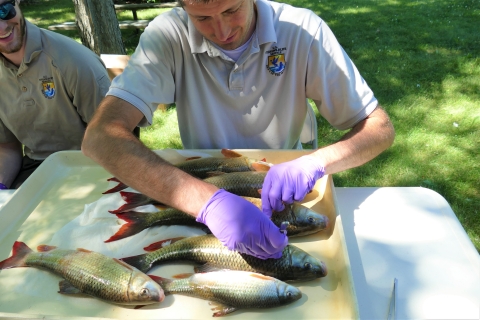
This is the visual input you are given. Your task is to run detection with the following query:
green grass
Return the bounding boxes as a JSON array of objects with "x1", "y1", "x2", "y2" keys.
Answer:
[{"x1": 23, "y1": 0, "x2": 480, "y2": 251}]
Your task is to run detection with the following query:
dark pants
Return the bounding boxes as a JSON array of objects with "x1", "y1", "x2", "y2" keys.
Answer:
[{"x1": 11, "y1": 156, "x2": 44, "y2": 189}]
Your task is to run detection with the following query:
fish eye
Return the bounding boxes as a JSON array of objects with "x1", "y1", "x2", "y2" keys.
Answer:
[
  {"x1": 308, "y1": 217, "x2": 315, "y2": 223},
  {"x1": 304, "y1": 262, "x2": 312, "y2": 269},
  {"x1": 286, "y1": 291, "x2": 293, "y2": 297},
  {"x1": 141, "y1": 288, "x2": 149, "y2": 296}
]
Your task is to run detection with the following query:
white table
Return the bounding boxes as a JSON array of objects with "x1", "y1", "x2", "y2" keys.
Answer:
[
  {"x1": 336, "y1": 187, "x2": 480, "y2": 320},
  {"x1": 0, "y1": 187, "x2": 478, "y2": 319}
]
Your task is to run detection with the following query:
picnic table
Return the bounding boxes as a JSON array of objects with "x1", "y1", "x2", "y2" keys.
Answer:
[
  {"x1": 114, "y1": 2, "x2": 178, "y2": 20},
  {"x1": 47, "y1": 2, "x2": 178, "y2": 32}
]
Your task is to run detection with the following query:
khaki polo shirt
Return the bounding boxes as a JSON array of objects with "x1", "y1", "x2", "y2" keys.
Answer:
[
  {"x1": 108, "y1": 0, "x2": 377, "y2": 149},
  {"x1": 0, "y1": 21, "x2": 110, "y2": 159}
]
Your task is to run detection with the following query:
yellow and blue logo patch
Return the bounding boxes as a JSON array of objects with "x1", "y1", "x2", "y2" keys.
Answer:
[
  {"x1": 266, "y1": 46, "x2": 287, "y2": 76},
  {"x1": 40, "y1": 77, "x2": 56, "y2": 99}
]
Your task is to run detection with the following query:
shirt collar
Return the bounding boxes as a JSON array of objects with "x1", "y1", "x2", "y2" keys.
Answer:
[
  {"x1": 23, "y1": 20, "x2": 43, "y2": 64},
  {"x1": 188, "y1": 0, "x2": 277, "y2": 55}
]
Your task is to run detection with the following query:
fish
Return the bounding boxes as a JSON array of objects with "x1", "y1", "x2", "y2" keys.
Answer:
[
  {"x1": 120, "y1": 234, "x2": 327, "y2": 282},
  {"x1": 151, "y1": 271, "x2": 302, "y2": 317},
  {"x1": 109, "y1": 171, "x2": 267, "y2": 214},
  {"x1": 105, "y1": 197, "x2": 329, "y2": 242},
  {"x1": 103, "y1": 149, "x2": 271, "y2": 194},
  {"x1": 0, "y1": 241, "x2": 165, "y2": 306}
]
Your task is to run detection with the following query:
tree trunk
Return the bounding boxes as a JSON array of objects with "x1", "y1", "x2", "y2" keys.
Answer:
[{"x1": 72, "y1": 0, "x2": 126, "y2": 55}]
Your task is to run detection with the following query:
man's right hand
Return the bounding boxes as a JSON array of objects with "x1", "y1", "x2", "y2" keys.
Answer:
[{"x1": 196, "y1": 189, "x2": 288, "y2": 259}]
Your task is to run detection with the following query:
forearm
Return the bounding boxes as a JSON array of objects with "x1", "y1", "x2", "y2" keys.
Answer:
[
  {"x1": 82, "y1": 96, "x2": 217, "y2": 216},
  {"x1": 310, "y1": 106, "x2": 395, "y2": 175},
  {"x1": 0, "y1": 141, "x2": 23, "y2": 187}
]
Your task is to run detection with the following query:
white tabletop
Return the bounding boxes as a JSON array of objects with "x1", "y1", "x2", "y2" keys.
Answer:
[
  {"x1": 0, "y1": 187, "x2": 478, "y2": 319},
  {"x1": 335, "y1": 187, "x2": 480, "y2": 320}
]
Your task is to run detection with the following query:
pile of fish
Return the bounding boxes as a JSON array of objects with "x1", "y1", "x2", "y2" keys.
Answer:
[{"x1": 0, "y1": 150, "x2": 331, "y2": 317}]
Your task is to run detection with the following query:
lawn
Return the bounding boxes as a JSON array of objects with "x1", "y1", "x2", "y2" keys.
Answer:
[{"x1": 22, "y1": 0, "x2": 479, "y2": 251}]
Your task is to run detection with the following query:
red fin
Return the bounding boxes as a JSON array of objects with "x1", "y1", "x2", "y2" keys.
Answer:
[
  {"x1": 257, "y1": 189, "x2": 262, "y2": 195},
  {"x1": 0, "y1": 241, "x2": 33, "y2": 269},
  {"x1": 37, "y1": 245, "x2": 57, "y2": 252},
  {"x1": 251, "y1": 162, "x2": 271, "y2": 172},
  {"x1": 172, "y1": 273, "x2": 194, "y2": 279},
  {"x1": 109, "y1": 192, "x2": 161, "y2": 213},
  {"x1": 220, "y1": 149, "x2": 242, "y2": 158},
  {"x1": 104, "y1": 212, "x2": 148, "y2": 243},
  {"x1": 185, "y1": 156, "x2": 202, "y2": 161},
  {"x1": 249, "y1": 273, "x2": 274, "y2": 281},
  {"x1": 261, "y1": 158, "x2": 266, "y2": 162},
  {"x1": 143, "y1": 237, "x2": 185, "y2": 251},
  {"x1": 103, "y1": 178, "x2": 129, "y2": 194},
  {"x1": 76, "y1": 248, "x2": 92, "y2": 253}
]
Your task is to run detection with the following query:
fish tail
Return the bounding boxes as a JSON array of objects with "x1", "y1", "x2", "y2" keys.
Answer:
[
  {"x1": 119, "y1": 254, "x2": 151, "y2": 273},
  {"x1": 108, "y1": 191, "x2": 161, "y2": 213},
  {"x1": 103, "y1": 177, "x2": 128, "y2": 194},
  {"x1": 148, "y1": 275, "x2": 173, "y2": 294},
  {"x1": 104, "y1": 212, "x2": 148, "y2": 243},
  {"x1": 0, "y1": 241, "x2": 33, "y2": 269}
]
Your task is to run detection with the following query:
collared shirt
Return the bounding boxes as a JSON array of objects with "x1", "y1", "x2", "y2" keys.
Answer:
[
  {"x1": 0, "y1": 20, "x2": 110, "y2": 159},
  {"x1": 108, "y1": 0, "x2": 377, "y2": 149}
]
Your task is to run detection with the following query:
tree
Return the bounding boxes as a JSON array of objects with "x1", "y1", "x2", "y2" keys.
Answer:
[{"x1": 72, "y1": 0, "x2": 126, "y2": 55}]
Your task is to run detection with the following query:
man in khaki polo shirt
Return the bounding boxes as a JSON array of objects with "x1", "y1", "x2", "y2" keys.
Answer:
[
  {"x1": 83, "y1": 0, "x2": 395, "y2": 260},
  {"x1": 0, "y1": 0, "x2": 110, "y2": 189}
]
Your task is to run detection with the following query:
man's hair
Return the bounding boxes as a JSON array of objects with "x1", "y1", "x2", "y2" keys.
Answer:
[{"x1": 176, "y1": 0, "x2": 216, "y2": 8}]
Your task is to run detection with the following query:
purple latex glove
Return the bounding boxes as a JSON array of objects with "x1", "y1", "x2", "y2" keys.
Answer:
[
  {"x1": 196, "y1": 189, "x2": 288, "y2": 259},
  {"x1": 261, "y1": 155, "x2": 325, "y2": 215}
]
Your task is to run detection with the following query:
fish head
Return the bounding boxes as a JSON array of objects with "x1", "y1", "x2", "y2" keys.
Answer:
[
  {"x1": 127, "y1": 271, "x2": 165, "y2": 304},
  {"x1": 276, "y1": 281, "x2": 302, "y2": 305},
  {"x1": 288, "y1": 245, "x2": 328, "y2": 280},
  {"x1": 287, "y1": 203, "x2": 330, "y2": 237}
]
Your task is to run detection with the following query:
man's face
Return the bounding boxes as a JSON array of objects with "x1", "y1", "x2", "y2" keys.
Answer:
[
  {"x1": 183, "y1": 0, "x2": 256, "y2": 50},
  {"x1": 0, "y1": 0, "x2": 26, "y2": 55}
]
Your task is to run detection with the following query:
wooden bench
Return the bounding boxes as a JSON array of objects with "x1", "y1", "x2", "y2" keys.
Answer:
[{"x1": 47, "y1": 20, "x2": 151, "y2": 31}]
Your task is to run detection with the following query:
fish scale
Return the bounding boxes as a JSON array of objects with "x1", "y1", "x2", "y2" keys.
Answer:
[
  {"x1": 121, "y1": 234, "x2": 327, "y2": 281},
  {"x1": 27, "y1": 250, "x2": 132, "y2": 301},
  {"x1": 156, "y1": 270, "x2": 302, "y2": 316}
]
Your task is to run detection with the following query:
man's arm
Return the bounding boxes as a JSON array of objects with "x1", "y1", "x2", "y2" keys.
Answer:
[
  {"x1": 82, "y1": 95, "x2": 217, "y2": 216},
  {"x1": 82, "y1": 96, "x2": 288, "y2": 259},
  {"x1": 262, "y1": 106, "x2": 395, "y2": 213},
  {"x1": 311, "y1": 106, "x2": 395, "y2": 175},
  {"x1": 0, "y1": 140, "x2": 23, "y2": 188}
]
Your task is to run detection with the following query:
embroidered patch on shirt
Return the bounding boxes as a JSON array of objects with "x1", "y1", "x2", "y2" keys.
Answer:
[
  {"x1": 40, "y1": 76, "x2": 56, "y2": 99},
  {"x1": 266, "y1": 46, "x2": 287, "y2": 76}
]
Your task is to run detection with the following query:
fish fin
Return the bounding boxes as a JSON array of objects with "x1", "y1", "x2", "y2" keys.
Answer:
[
  {"x1": 172, "y1": 273, "x2": 194, "y2": 279},
  {"x1": 113, "y1": 258, "x2": 134, "y2": 271},
  {"x1": 205, "y1": 171, "x2": 226, "y2": 177},
  {"x1": 251, "y1": 162, "x2": 272, "y2": 172},
  {"x1": 103, "y1": 178, "x2": 128, "y2": 194},
  {"x1": 154, "y1": 204, "x2": 168, "y2": 210},
  {"x1": 261, "y1": 158, "x2": 266, "y2": 162},
  {"x1": 76, "y1": 248, "x2": 92, "y2": 253},
  {"x1": 134, "y1": 305, "x2": 146, "y2": 309},
  {"x1": 104, "y1": 212, "x2": 148, "y2": 243},
  {"x1": 220, "y1": 149, "x2": 242, "y2": 158},
  {"x1": 194, "y1": 263, "x2": 223, "y2": 273},
  {"x1": 257, "y1": 189, "x2": 262, "y2": 195},
  {"x1": 58, "y1": 280, "x2": 84, "y2": 295},
  {"x1": 148, "y1": 275, "x2": 173, "y2": 293},
  {"x1": 209, "y1": 301, "x2": 237, "y2": 317},
  {"x1": 109, "y1": 191, "x2": 161, "y2": 213},
  {"x1": 143, "y1": 237, "x2": 185, "y2": 251},
  {"x1": 249, "y1": 273, "x2": 275, "y2": 281},
  {"x1": 37, "y1": 245, "x2": 57, "y2": 252},
  {"x1": 0, "y1": 241, "x2": 32, "y2": 269},
  {"x1": 185, "y1": 156, "x2": 202, "y2": 161},
  {"x1": 119, "y1": 254, "x2": 150, "y2": 273}
]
